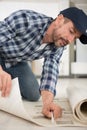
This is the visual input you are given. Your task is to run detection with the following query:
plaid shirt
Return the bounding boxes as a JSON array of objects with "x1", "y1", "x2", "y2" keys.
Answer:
[{"x1": 0, "y1": 10, "x2": 64, "y2": 96}]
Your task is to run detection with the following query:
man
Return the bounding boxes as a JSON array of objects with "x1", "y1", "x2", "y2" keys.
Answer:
[{"x1": 0, "y1": 7, "x2": 87, "y2": 119}]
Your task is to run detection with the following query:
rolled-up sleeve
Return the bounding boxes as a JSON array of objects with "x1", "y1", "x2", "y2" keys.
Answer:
[{"x1": 39, "y1": 47, "x2": 64, "y2": 96}]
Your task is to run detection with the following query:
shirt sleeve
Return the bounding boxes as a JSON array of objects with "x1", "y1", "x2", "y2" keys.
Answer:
[{"x1": 39, "y1": 47, "x2": 64, "y2": 96}]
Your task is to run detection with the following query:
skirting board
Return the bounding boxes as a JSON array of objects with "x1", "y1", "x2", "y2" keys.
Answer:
[{"x1": 71, "y1": 62, "x2": 87, "y2": 75}]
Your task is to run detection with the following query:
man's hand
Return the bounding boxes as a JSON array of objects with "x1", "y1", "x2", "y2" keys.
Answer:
[
  {"x1": 0, "y1": 66, "x2": 12, "y2": 97},
  {"x1": 41, "y1": 90, "x2": 62, "y2": 119},
  {"x1": 42, "y1": 102, "x2": 62, "y2": 119}
]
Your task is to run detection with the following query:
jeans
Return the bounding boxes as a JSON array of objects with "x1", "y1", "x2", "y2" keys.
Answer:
[{"x1": 1, "y1": 60, "x2": 40, "y2": 101}]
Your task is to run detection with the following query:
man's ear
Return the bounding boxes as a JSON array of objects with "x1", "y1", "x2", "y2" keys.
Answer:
[{"x1": 56, "y1": 14, "x2": 65, "y2": 24}]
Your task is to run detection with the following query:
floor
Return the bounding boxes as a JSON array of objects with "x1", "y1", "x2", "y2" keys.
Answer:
[{"x1": 0, "y1": 77, "x2": 87, "y2": 130}]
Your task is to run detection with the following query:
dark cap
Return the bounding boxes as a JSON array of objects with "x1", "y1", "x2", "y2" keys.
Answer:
[{"x1": 60, "y1": 7, "x2": 87, "y2": 45}]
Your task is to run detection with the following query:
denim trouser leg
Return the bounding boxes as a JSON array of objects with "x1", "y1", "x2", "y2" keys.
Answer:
[{"x1": 1, "y1": 61, "x2": 40, "y2": 101}]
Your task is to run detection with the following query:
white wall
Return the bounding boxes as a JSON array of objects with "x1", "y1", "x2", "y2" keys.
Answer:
[
  {"x1": 71, "y1": 1, "x2": 87, "y2": 75},
  {"x1": 0, "y1": 0, "x2": 59, "y2": 20},
  {"x1": 0, "y1": 0, "x2": 70, "y2": 19}
]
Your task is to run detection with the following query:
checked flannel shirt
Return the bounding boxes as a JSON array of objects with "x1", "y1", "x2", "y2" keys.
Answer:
[{"x1": 0, "y1": 10, "x2": 64, "y2": 96}]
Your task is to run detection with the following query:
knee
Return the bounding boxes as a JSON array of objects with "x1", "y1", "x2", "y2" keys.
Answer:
[{"x1": 22, "y1": 92, "x2": 41, "y2": 101}]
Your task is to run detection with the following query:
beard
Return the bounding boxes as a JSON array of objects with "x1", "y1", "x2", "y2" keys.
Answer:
[
  {"x1": 52, "y1": 27, "x2": 69, "y2": 47},
  {"x1": 53, "y1": 33, "x2": 69, "y2": 47},
  {"x1": 54, "y1": 37, "x2": 69, "y2": 47}
]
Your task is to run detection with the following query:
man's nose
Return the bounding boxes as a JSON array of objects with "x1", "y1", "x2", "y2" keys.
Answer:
[{"x1": 68, "y1": 35, "x2": 75, "y2": 43}]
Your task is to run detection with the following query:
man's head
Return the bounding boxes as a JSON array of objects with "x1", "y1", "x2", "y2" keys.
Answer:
[
  {"x1": 52, "y1": 14, "x2": 81, "y2": 47},
  {"x1": 60, "y1": 7, "x2": 87, "y2": 45},
  {"x1": 45, "y1": 7, "x2": 87, "y2": 47}
]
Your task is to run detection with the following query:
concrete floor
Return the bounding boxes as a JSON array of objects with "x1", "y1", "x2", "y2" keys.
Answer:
[{"x1": 0, "y1": 77, "x2": 87, "y2": 130}]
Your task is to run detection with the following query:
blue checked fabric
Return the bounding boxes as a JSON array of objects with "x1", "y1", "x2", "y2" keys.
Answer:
[{"x1": 0, "y1": 10, "x2": 64, "y2": 96}]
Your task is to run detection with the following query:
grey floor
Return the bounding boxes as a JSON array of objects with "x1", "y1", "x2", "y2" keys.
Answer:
[{"x1": 0, "y1": 77, "x2": 87, "y2": 130}]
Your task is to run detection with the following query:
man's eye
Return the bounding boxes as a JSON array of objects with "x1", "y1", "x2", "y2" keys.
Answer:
[{"x1": 70, "y1": 30, "x2": 74, "y2": 34}]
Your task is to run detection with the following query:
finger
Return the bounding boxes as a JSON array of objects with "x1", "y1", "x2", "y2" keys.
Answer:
[
  {"x1": 0, "y1": 77, "x2": 3, "y2": 90},
  {"x1": 1, "y1": 76, "x2": 7, "y2": 97},
  {"x1": 5, "y1": 76, "x2": 12, "y2": 96},
  {"x1": 54, "y1": 106, "x2": 62, "y2": 119},
  {"x1": 42, "y1": 105, "x2": 56, "y2": 119},
  {"x1": 42, "y1": 105, "x2": 51, "y2": 118},
  {"x1": 1, "y1": 75, "x2": 11, "y2": 97}
]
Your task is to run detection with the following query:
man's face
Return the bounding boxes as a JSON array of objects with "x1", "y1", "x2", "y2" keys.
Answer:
[{"x1": 52, "y1": 18, "x2": 81, "y2": 47}]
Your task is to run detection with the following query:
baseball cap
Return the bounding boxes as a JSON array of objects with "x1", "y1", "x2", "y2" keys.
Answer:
[{"x1": 60, "y1": 7, "x2": 87, "y2": 45}]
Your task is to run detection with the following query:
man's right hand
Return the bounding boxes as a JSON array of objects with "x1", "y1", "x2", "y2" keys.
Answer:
[
  {"x1": 41, "y1": 90, "x2": 62, "y2": 119},
  {"x1": 0, "y1": 66, "x2": 12, "y2": 97}
]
